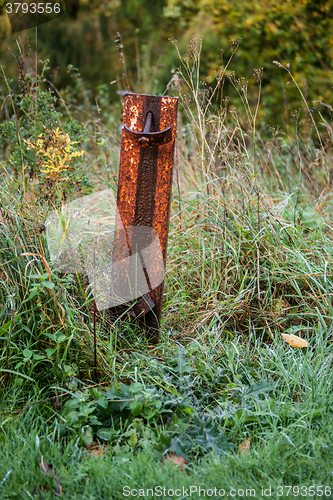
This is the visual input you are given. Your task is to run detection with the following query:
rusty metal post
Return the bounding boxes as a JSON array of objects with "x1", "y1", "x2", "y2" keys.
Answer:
[{"x1": 113, "y1": 93, "x2": 178, "y2": 343}]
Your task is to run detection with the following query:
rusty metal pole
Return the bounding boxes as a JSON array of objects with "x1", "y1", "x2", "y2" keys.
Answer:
[{"x1": 114, "y1": 93, "x2": 178, "y2": 343}]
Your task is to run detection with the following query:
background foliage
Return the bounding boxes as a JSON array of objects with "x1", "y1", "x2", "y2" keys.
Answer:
[{"x1": 1, "y1": 0, "x2": 333, "y2": 125}]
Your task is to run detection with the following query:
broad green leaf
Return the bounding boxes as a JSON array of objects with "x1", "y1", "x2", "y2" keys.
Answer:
[
  {"x1": 81, "y1": 426, "x2": 93, "y2": 446},
  {"x1": 23, "y1": 348, "x2": 33, "y2": 359},
  {"x1": 130, "y1": 400, "x2": 143, "y2": 417},
  {"x1": 41, "y1": 281, "x2": 55, "y2": 289},
  {"x1": 96, "y1": 428, "x2": 117, "y2": 441},
  {"x1": 32, "y1": 354, "x2": 46, "y2": 361},
  {"x1": 0, "y1": 320, "x2": 12, "y2": 333},
  {"x1": 45, "y1": 348, "x2": 57, "y2": 358}
]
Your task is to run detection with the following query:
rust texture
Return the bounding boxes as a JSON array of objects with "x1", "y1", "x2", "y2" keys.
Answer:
[{"x1": 114, "y1": 93, "x2": 178, "y2": 342}]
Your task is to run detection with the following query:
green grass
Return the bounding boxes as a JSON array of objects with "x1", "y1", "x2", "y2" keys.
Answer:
[
  {"x1": 1, "y1": 333, "x2": 333, "y2": 498},
  {"x1": 2, "y1": 41, "x2": 333, "y2": 499}
]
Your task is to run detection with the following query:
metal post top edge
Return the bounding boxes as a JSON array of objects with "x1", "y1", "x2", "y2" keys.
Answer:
[{"x1": 123, "y1": 93, "x2": 179, "y2": 101}]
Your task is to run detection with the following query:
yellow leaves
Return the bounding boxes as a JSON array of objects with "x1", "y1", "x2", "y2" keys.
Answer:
[
  {"x1": 267, "y1": 21, "x2": 278, "y2": 34},
  {"x1": 281, "y1": 333, "x2": 309, "y2": 348},
  {"x1": 24, "y1": 127, "x2": 84, "y2": 181}
]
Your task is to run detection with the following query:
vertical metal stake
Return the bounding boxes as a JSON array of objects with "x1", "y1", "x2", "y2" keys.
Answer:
[{"x1": 114, "y1": 93, "x2": 178, "y2": 343}]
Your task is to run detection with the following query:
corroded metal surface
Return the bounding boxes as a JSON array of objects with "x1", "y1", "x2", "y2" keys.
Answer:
[
  {"x1": 114, "y1": 93, "x2": 178, "y2": 342},
  {"x1": 124, "y1": 111, "x2": 173, "y2": 147}
]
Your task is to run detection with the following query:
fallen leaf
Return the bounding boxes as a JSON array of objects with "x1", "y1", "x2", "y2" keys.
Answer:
[
  {"x1": 38, "y1": 455, "x2": 63, "y2": 496},
  {"x1": 281, "y1": 333, "x2": 309, "y2": 348},
  {"x1": 55, "y1": 476, "x2": 63, "y2": 496},
  {"x1": 39, "y1": 456, "x2": 56, "y2": 478},
  {"x1": 239, "y1": 437, "x2": 251, "y2": 456},
  {"x1": 86, "y1": 443, "x2": 109, "y2": 457},
  {"x1": 163, "y1": 452, "x2": 187, "y2": 470}
]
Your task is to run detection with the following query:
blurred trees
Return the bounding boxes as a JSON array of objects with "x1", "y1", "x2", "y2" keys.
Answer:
[
  {"x1": 163, "y1": 0, "x2": 333, "y2": 124},
  {"x1": 0, "y1": 0, "x2": 333, "y2": 126}
]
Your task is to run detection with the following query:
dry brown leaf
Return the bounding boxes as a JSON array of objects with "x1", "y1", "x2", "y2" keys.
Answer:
[
  {"x1": 38, "y1": 455, "x2": 63, "y2": 496},
  {"x1": 281, "y1": 333, "x2": 309, "y2": 348},
  {"x1": 39, "y1": 457, "x2": 55, "y2": 478},
  {"x1": 86, "y1": 443, "x2": 109, "y2": 457},
  {"x1": 239, "y1": 437, "x2": 251, "y2": 456},
  {"x1": 163, "y1": 452, "x2": 187, "y2": 470},
  {"x1": 55, "y1": 477, "x2": 63, "y2": 497}
]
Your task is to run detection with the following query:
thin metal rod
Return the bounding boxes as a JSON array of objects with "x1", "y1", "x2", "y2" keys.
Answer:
[
  {"x1": 93, "y1": 299, "x2": 97, "y2": 381},
  {"x1": 138, "y1": 112, "x2": 153, "y2": 147},
  {"x1": 93, "y1": 246, "x2": 97, "y2": 381},
  {"x1": 143, "y1": 112, "x2": 153, "y2": 134}
]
